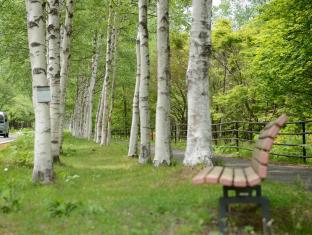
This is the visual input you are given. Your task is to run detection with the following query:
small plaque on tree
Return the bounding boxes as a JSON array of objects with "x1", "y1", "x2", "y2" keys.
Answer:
[{"x1": 36, "y1": 86, "x2": 51, "y2": 103}]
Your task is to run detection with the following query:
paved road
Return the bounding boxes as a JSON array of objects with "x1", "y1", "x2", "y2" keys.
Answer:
[
  {"x1": 170, "y1": 148, "x2": 312, "y2": 191},
  {"x1": 0, "y1": 135, "x2": 16, "y2": 145}
]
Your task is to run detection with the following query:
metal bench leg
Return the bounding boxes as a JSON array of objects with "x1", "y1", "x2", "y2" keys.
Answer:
[
  {"x1": 261, "y1": 197, "x2": 271, "y2": 235},
  {"x1": 261, "y1": 197, "x2": 270, "y2": 222},
  {"x1": 219, "y1": 197, "x2": 227, "y2": 235}
]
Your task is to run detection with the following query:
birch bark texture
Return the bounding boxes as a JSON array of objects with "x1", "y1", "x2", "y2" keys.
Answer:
[
  {"x1": 84, "y1": 33, "x2": 100, "y2": 139},
  {"x1": 47, "y1": 0, "x2": 61, "y2": 162},
  {"x1": 96, "y1": 1, "x2": 114, "y2": 145},
  {"x1": 106, "y1": 28, "x2": 118, "y2": 145},
  {"x1": 59, "y1": 0, "x2": 74, "y2": 146},
  {"x1": 128, "y1": 32, "x2": 140, "y2": 157},
  {"x1": 95, "y1": 85, "x2": 103, "y2": 143},
  {"x1": 183, "y1": 0, "x2": 213, "y2": 166},
  {"x1": 138, "y1": 0, "x2": 151, "y2": 164},
  {"x1": 26, "y1": 0, "x2": 53, "y2": 183},
  {"x1": 154, "y1": 0, "x2": 172, "y2": 166},
  {"x1": 100, "y1": 21, "x2": 115, "y2": 145}
]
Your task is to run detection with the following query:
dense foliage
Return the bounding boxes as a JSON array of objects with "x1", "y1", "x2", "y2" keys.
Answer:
[{"x1": 0, "y1": 0, "x2": 311, "y2": 129}]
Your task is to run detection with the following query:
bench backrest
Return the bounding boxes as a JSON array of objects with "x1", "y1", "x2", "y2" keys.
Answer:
[{"x1": 251, "y1": 114, "x2": 288, "y2": 178}]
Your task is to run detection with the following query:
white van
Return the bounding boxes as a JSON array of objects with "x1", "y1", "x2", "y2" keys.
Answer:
[{"x1": 0, "y1": 112, "x2": 9, "y2": 138}]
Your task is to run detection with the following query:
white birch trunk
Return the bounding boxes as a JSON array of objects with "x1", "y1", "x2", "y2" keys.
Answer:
[
  {"x1": 81, "y1": 79, "x2": 89, "y2": 136},
  {"x1": 47, "y1": 0, "x2": 61, "y2": 162},
  {"x1": 95, "y1": 85, "x2": 104, "y2": 143},
  {"x1": 138, "y1": 0, "x2": 151, "y2": 164},
  {"x1": 183, "y1": 0, "x2": 213, "y2": 166},
  {"x1": 59, "y1": 0, "x2": 74, "y2": 147},
  {"x1": 72, "y1": 77, "x2": 88, "y2": 138},
  {"x1": 100, "y1": 79, "x2": 109, "y2": 145},
  {"x1": 84, "y1": 33, "x2": 100, "y2": 139},
  {"x1": 154, "y1": 0, "x2": 172, "y2": 166},
  {"x1": 26, "y1": 0, "x2": 53, "y2": 183},
  {"x1": 71, "y1": 76, "x2": 81, "y2": 137},
  {"x1": 100, "y1": 5, "x2": 115, "y2": 146},
  {"x1": 128, "y1": 32, "x2": 140, "y2": 157},
  {"x1": 106, "y1": 69, "x2": 115, "y2": 145},
  {"x1": 106, "y1": 29, "x2": 118, "y2": 145}
]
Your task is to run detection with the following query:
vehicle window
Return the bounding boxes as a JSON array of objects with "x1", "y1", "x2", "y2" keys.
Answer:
[{"x1": 0, "y1": 115, "x2": 4, "y2": 123}]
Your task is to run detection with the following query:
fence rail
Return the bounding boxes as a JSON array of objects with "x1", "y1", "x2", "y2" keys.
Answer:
[{"x1": 111, "y1": 120, "x2": 312, "y2": 163}]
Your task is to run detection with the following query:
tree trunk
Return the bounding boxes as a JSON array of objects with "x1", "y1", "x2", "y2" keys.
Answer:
[
  {"x1": 106, "y1": 29, "x2": 118, "y2": 145},
  {"x1": 183, "y1": 0, "x2": 213, "y2": 166},
  {"x1": 128, "y1": 32, "x2": 140, "y2": 157},
  {"x1": 154, "y1": 0, "x2": 172, "y2": 166},
  {"x1": 47, "y1": 0, "x2": 61, "y2": 163},
  {"x1": 138, "y1": 0, "x2": 151, "y2": 164},
  {"x1": 122, "y1": 84, "x2": 128, "y2": 137},
  {"x1": 106, "y1": 73, "x2": 115, "y2": 145},
  {"x1": 100, "y1": 4, "x2": 115, "y2": 146},
  {"x1": 84, "y1": 33, "x2": 100, "y2": 139},
  {"x1": 95, "y1": 85, "x2": 104, "y2": 143},
  {"x1": 26, "y1": 0, "x2": 53, "y2": 183},
  {"x1": 59, "y1": 0, "x2": 74, "y2": 148}
]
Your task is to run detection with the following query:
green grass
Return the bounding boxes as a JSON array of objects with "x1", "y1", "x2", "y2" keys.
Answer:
[{"x1": 0, "y1": 133, "x2": 311, "y2": 234}]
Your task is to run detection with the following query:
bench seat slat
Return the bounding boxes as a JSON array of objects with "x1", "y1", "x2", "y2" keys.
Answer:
[
  {"x1": 244, "y1": 167, "x2": 261, "y2": 186},
  {"x1": 256, "y1": 137, "x2": 274, "y2": 151},
  {"x1": 275, "y1": 114, "x2": 288, "y2": 127},
  {"x1": 233, "y1": 168, "x2": 247, "y2": 187},
  {"x1": 252, "y1": 148, "x2": 269, "y2": 165},
  {"x1": 263, "y1": 114, "x2": 288, "y2": 130},
  {"x1": 263, "y1": 121, "x2": 275, "y2": 130},
  {"x1": 259, "y1": 125, "x2": 280, "y2": 139},
  {"x1": 219, "y1": 167, "x2": 233, "y2": 186},
  {"x1": 251, "y1": 158, "x2": 267, "y2": 178},
  {"x1": 205, "y1": 166, "x2": 223, "y2": 184},
  {"x1": 192, "y1": 167, "x2": 213, "y2": 185}
]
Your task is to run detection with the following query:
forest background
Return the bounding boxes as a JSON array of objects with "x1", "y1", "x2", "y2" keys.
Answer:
[{"x1": 0, "y1": 0, "x2": 311, "y2": 132}]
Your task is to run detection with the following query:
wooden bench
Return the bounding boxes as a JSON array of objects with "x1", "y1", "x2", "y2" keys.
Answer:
[{"x1": 192, "y1": 114, "x2": 288, "y2": 234}]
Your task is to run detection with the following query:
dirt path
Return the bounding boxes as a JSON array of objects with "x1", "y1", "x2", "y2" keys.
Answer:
[{"x1": 171, "y1": 148, "x2": 312, "y2": 191}]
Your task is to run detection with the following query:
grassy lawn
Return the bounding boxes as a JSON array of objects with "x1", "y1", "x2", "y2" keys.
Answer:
[{"x1": 0, "y1": 133, "x2": 311, "y2": 234}]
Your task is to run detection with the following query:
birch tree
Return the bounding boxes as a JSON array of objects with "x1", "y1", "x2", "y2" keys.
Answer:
[
  {"x1": 154, "y1": 0, "x2": 172, "y2": 166},
  {"x1": 59, "y1": 0, "x2": 74, "y2": 147},
  {"x1": 183, "y1": 0, "x2": 213, "y2": 166},
  {"x1": 84, "y1": 33, "x2": 100, "y2": 139},
  {"x1": 71, "y1": 76, "x2": 88, "y2": 137},
  {"x1": 47, "y1": 0, "x2": 61, "y2": 162},
  {"x1": 26, "y1": 0, "x2": 53, "y2": 183},
  {"x1": 95, "y1": 1, "x2": 112, "y2": 144},
  {"x1": 106, "y1": 28, "x2": 118, "y2": 145},
  {"x1": 138, "y1": 0, "x2": 151, "y2": 164},
  {"x1": 95, "y1": 86, "x2": 103, "y2": 143},
  {"x1": 128, "y1": 31, "x2": 140, "y2": 157},
  {"x1": 99, "y1": 3, "x2": 115, "y2": 145}
]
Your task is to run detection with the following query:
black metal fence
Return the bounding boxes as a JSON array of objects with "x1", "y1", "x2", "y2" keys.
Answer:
[
  {"x1": 209, "y1": 120, "x2": 312, "y2": 163},
  {"x1": 111, "y1": 120, "x2": 312, "y2": 163}
]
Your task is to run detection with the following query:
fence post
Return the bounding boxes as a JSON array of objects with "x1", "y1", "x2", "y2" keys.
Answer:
[
  {"x1": 174, "y1": 124, "x2": 177, "y2": 143},
  {"x1": 214, "y1": 124, "x2": 218, "y2": 145},
  {"x1": 302, "y1": 121, "x2": 307, "y2": 163},
  {"x1": 235, "y1": 122, "x2": 239, "y2": 149},
  {"x1": 219, "y1": 123, "x2": 222, "y2": 144}
]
